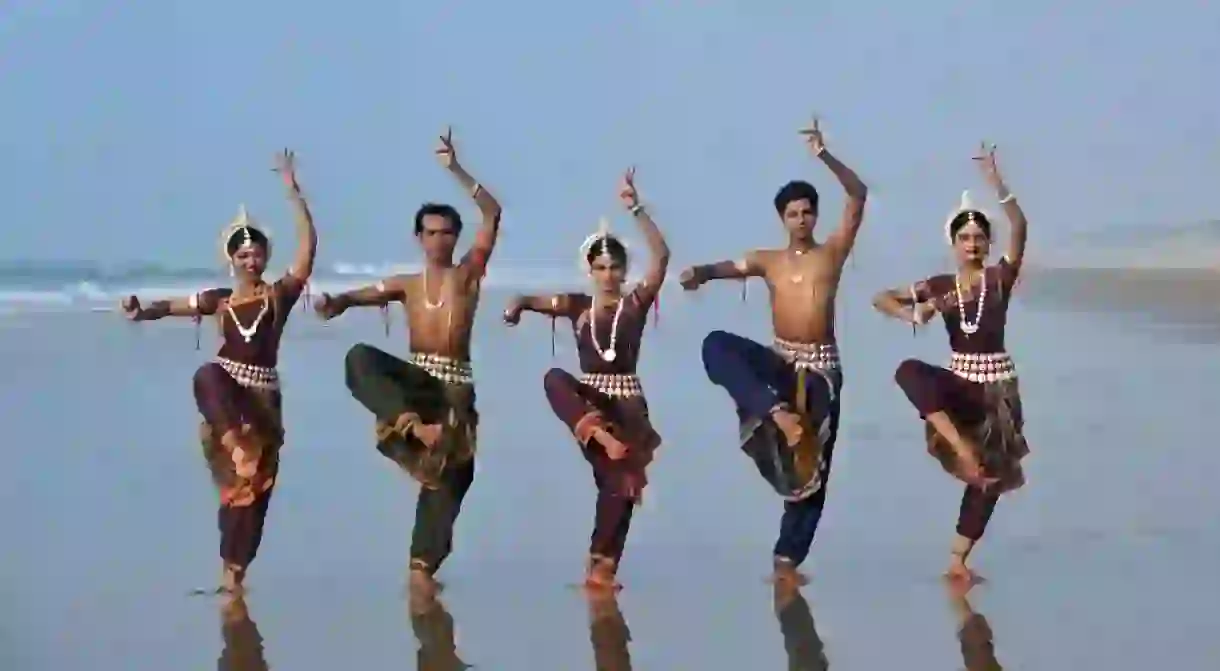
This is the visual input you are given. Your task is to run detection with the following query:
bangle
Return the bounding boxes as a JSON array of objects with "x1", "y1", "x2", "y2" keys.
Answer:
[
  {"x1": 998, "y1": 193, "x2": 1015, "y2": 204},
  {"x1": 471, "y1": 183, "x2": 483, "y2": 198},
  {"x1": 629, "y1": 203, "x2": 644, "y2": 216}
]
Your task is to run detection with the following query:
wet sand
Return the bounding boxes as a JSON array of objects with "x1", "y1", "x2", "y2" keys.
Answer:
[{"x1": 3, "y1": 281, "x2": 1219, "y2": 669}]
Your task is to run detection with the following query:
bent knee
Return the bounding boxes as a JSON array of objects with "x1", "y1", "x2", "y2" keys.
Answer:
[
  {"x1": 701, "y1": 330, "x2": 732, "y2": 361},
  {"x1": 543, "y1": 367, "x2": 576, "y2": 392},
  {"x1": 344, "y1": 343, "x2": 377, "y2": 372},
  {"x1": 894, "y1": 358, "x2": 929, "y2": 387}
]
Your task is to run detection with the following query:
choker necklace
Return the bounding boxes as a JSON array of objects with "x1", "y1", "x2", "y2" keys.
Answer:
[
  {"x1": 590, "y1": 296, "x2": 625, "y2": 362},
  {"x1": 227, "y1": 290, "x2": 270, "y2": 343},
  {"x1": 423, "y1": 266, "x2": 449, "y2": 310},
  {"x1": 955, "y1": 269, "x2": 987, "y2": 336}
]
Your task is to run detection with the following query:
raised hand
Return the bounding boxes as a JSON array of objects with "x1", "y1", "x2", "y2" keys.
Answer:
[
  {"x1": 273, "y1": 148, "x2": 298, "y2": 188},
  {"x1": 799, "y1": 115, "x2": 826, "y2": 156},
  {"x1": 120, "y1": 295, "x2": 143, "y2": 321},
  {"x1": 678, "y1": 266, "x2": 704, "y2": 291},
  {"x1": 502, "y1": 297, "x2": 523, "y2": 326},
  {"x1": 972, "y1": 141, "x2": 1004, "y2": 190},
  {"x1": 313, "y1": 293, "x2": 346, "y2": 321},
  {"x1": 435, "y1": 125, "x2": 457, "y2": 170},
  {"x1": 618, "y1": 166, "x2": 640, "y2": 210}
]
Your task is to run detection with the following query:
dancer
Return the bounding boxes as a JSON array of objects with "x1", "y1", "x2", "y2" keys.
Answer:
[
  {"x1": 218, "y1": 595, "x2": 269, "y2": 671},
  {"x1": 314, "y1": 127, "x2": 501, "y2": 595},
  {"x1": 121, "y1": 150, "x2": 317, "y2": 593},
  {"x1": 503, "y1": 167, "x2": 669, "y2": 590},
  {"x1": 871, "y1": 142, "x2": 1030, "y2": 583},
  {"x1": 680, "y1": 117, "x2": 868, "y2": 585}
]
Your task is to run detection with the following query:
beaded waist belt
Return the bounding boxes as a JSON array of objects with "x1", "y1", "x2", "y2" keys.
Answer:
[
  {"x1": 216, "y1": 357, "x2": 280, "y2": 390},
  {"x1": 409, "y1": 352, "x2": 474, "y2": 385},
  {"x1": 773, "y1": 339, "x2": 841, "y2": 371},
  {"x1": 950, "y1": 352, "x2": 1017, "y2": 383},
  {"x1": 579, "y1": 373, "x2": 644, "y2": 398}
]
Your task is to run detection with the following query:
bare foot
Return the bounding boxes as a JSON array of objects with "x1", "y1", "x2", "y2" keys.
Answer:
[
  {"x1": 412, "y1": 423, "x2": 445, "y2": 450},
  {"x1": 221, "y1": 563, "x2": 246, "y2": 594},
  {"x1": 584, "y1": 557, "x2": 623, "y2": 592},
  {"x1": 770, "y1": 557, "x2": 809, "y2": 586},
  {"x1": 771, "y1": 408, "x2": 805, "y2": 447},
  {"x1": 409, "y1": 566, "x2": 440, "y2": 600},
  {"x1": 944, "y1": 558, "x2": 983, "y2": 585},
  {"x1": 593, "y1": 427, "x2": 629, "y2": 461}
]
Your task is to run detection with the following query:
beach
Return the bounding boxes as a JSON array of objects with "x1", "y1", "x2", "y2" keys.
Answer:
[{"x1": 3, "y1": 271, "x2": 1220, "y2": 670}]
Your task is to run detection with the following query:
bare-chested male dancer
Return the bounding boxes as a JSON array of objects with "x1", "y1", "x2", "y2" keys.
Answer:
[
  {"x1": 314, "y1": 128, "x2": 501, "y2": 595},
  {"x1": 680, "y1": 117, "x2": 867, "y2": 586},
  {"x1": 121, "y1": 150, "x2": 317, "y2": 593}
]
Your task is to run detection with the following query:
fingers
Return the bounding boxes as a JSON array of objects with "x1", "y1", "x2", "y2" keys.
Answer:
[
  {"x1": 440, "y1": 125, "x2": 453, "y2": 146},
  {"x1": 799, "y1": 114, "x2": 820, "y2": 135}
]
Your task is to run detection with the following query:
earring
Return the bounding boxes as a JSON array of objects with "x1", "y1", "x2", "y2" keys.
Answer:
[{"x1": 229, "y1": 263, "x2": 235, "y2": 277}]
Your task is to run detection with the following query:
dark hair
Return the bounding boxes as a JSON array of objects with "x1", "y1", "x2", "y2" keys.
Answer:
[
  {"x1": 773, "y1": 180, "x2": 819, "y2": 215},
  {"x1": 225, "y1": 226, "x2": 270, "y2": 257},
  {"x1": 948, "y1": 210, "x2": 993, "y2": 240},
  {"x1": 586, "y1": 234, "x2": 628, "y2": 267},
  {"x1": 413, "y1": 202, "x2": 463, "y2": 236}
]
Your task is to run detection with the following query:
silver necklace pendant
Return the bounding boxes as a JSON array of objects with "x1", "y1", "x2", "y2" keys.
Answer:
[
  {"x1": 791, "y1": 274, "x2": 804, "y2": 284},
  {"x1": 601, "y1": 349, "x2": 617, "y2": 363}
]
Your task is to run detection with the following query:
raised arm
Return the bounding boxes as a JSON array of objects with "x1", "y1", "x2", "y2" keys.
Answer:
[
  {"x1": 434, "y1": 127, "x2": 503, "y2": 282},
  {"x1": 618, "y1": 167, "x2": 670, "y2": 305},
  {"x1": 975, "y1": 142, "x2": 1026, "y2": 270},
  {"x1": 274, "y1": 149, "x2": 318, "y2": 286},
  {"x1": 120, "y1": 289, "x2": 227, "y2": 322},
  {"x1": 314, "y1": 274, "x2": 408, "y2": 321},
  {"x1": 678, "y1": 250, "x2": 766, "y2": 291},
  {"x1": 800, "y1": 117, "x2": 868, "y2": 267}
]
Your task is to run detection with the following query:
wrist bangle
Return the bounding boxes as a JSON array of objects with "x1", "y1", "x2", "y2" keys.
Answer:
[
  {"x1": 629, "y1": 203, "x2": 643, "y2": 216},
  {"x1": 998, "y1": 193, "x2": 1015, "y2": 204},
  {"x1": 472, "y1": 183, "x2": 483, "y2": 198}
]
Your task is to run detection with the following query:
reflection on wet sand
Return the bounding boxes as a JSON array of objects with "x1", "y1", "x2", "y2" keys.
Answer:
[
  {"x1": 585, "y1": 591, "x2": 634, "y2": 671},
  {"x1": 410, "y1": 593, "x2": 472, "y2": 671},
  {"x1": 947, "y1": 584, "x2": 1004, "y2": 671},
  {"x1": 773, "y1": 586, "x2": 829, "y2": 671},
  {"x1": 217, "y1": 595, "x2": 268, "y2": 671}
]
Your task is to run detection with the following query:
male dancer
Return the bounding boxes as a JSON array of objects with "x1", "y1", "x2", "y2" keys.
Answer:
[
  {"x1": 680, "y1": 117, "x2": 867, "y2": 586},
  {"x1": 314, "y1": 127, "x2": 501, "y2": 594}
]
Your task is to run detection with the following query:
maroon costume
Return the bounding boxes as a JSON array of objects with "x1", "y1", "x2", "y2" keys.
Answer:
[
  {"x1": 191, "y1": 276, "x2": 305, "y2": 570},
  {"x1": 542, "y1": 283, "x2": 662, "y2": 571},
  {"x1": 894, "y1": 257, "x2": 1030, "y2": 542}
]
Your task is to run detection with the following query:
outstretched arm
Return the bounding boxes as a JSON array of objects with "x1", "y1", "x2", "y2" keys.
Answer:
[
  {"x1": 314, "y1": 274, "x2": 408, "y2": 320},
  {"x1": 274, "y1": 150, "x2": 318, "y2": 286},
  {"x1": 975, "y1": 143, "x2": 1027, "y2": 269},
  {"x1": 801, "y1": 117, "x2": 867, "y2": 267},
  {"x1": 435, "y1": 128, "x2": 503, "y2": 281},
  {"x1": 618, "y1": 168, "x2": 670, "y2": 305},
  {"x1": 679, "y1": 250, "x2": 766, "y2": 290},
  {"x1": 872, "y1": 280, "x2": 936, "y2": 325},
  {"x1": 121, "y1": 289, "x2": 226, "y2": 321},
  {"x1": 507, "y1": 293, "x2": 584, "y2": 321}
]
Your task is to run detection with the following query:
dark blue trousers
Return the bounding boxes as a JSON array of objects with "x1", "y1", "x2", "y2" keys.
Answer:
[{"x1": 701, "y1": 330, "x2": 841, "y2": 567}]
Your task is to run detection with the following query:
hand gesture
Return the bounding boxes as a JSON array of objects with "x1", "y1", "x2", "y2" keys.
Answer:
[
  {"x1": 618, "y1": 166, "x2": 640, "y2": 210},
  {"x1": 502, "y1": 297, "x2": 523, "y2": 326},
  {"x1": 120, "y1": 295, "x2": 143, "y2": 321},
  {"x1": 911, "y1": 301, "x2": 937, "y2": 326},
  {"x1": 435, "y1": 126, "x2": 457, "y2": 170},
  {"x1": 273, "y1": 148, "x2": 298, "y2": 188},
  {"x1": 799, "y1": 115, "x2": 826, "y2": 156},
  {"x1": 313, "y1": 293, "x2": 345, "y2": 321},
  {"x1": 972, "y1": 141, "x2": 1004, "y2": 190},
  {"x1": 678, "y1": 266, "x2": 704, "y2": 291}
]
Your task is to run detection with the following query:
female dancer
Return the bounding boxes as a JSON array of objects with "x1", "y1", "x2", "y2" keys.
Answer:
[
  {"x1": 872, "y1": 143, "x2": 1030, "y2": 583},
  {"x1": 121, "y1": 150, "x2": 317, "y2": 593},
  {"x1": 503, "y1": 167, "x2": 669, "y2": 590}
]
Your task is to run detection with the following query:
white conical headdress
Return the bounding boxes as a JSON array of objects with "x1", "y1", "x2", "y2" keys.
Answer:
[
  {"x1": 220, "y1": 204, "x2": 272, "y2": 262},
  {"x1": 578, "y1": 216, "x2": 627, "y2": 273},
  {"x1": 943, "y1": 190, "x2": 991, "y2": 244}
]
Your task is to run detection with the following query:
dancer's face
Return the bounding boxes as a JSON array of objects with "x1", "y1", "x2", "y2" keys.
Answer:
[
  {"x1": 230, "y1": 245, "x2": 267, "y2": 278},
  {"x1": 781, "y1": 197, "x2": 817, "y2": 239},
  {"x1": 416, "y1": 213, "x2": 459, "y2": 261},
  {"x1": 589, "y1": 256, "x2": 627, "y2": 293},
  {"x1": 953, "y1": 222, "x2": 990, "y2": 265}
]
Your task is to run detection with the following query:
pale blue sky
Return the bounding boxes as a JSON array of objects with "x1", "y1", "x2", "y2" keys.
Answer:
[{"x1": 2, "y1": 0, "x2": 1217, "y2": 269}]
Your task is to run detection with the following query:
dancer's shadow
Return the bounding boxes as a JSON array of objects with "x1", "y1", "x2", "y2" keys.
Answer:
[
  {"x1": 585, "y1": 590, "x2": 634, "y2": 671},
  {"x1": 946, "y1": 582, "x2": 1004, "y2": 671},
  {"x1": 772, "y1": 584, "x2": 829, "y2": 671},
  {"x1": 410, "y1": 590, "x2": 473, "y2": 671},
  {"x1": 217, "y1": 595, "x2": 269, "y2": 671}
]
